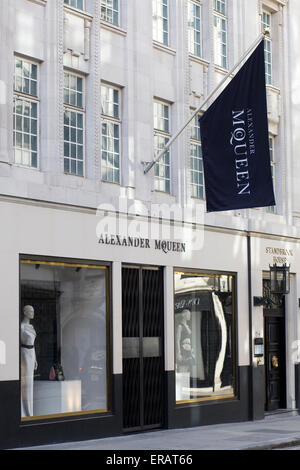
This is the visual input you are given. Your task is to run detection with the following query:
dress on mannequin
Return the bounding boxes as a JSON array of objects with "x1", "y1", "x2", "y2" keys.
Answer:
[
  {"x1": 20, "y1": 306, "x2": 37, "y2": 417},
  {"x1": 176, "y1": 309, "x2": 195, "y2": 373}
]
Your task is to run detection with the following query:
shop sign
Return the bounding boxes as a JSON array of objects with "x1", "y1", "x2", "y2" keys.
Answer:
[
  {"x1": 98, "y1": 234, "x2": 186, "y2": 254},
  {"x1": 265, "y1": 246, "x2": 293, "y2": 264}
]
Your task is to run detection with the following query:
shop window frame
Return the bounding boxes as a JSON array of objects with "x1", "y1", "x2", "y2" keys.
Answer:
[
  {"x1": 19, "y1": 254, "x2": 113, "y2": 424},
  {"x1": 173, "y1": 267, "x2": 238, "y2": 405}
]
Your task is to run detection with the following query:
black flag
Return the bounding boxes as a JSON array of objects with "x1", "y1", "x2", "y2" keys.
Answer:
[{"x1": 199, "y1": 40, "x2": 275, "y2": 212}]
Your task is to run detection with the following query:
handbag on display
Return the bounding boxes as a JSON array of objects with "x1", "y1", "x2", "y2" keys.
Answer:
[{"x1": 49, "y1": 363, "x2": 65, "y2": 381}]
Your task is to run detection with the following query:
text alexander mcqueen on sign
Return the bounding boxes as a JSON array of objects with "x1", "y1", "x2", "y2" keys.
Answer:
[
  {"x1": 199, "y1": 40, "x2": 275, "y2": 212},
  {"x1": 98, "y1": 234, "x2": 186, "y2": 254}
]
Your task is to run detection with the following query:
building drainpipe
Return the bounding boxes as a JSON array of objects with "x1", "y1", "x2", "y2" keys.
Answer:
[
  {"x1": 247, "y1": 233, "x2": 254, "y2": 420},
  {"x1": 248, "y1": 232, "x2": 265, "y2": 420}
]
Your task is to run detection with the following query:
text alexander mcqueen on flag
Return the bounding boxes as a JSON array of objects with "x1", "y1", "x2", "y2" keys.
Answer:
[{"x1": 199, "y1": 40, "x2": 275, "y2": 212}]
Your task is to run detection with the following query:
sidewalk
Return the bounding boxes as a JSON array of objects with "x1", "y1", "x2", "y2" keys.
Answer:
[{"x1": 15, "y1": 410, "x2": 300, "y2": 451}]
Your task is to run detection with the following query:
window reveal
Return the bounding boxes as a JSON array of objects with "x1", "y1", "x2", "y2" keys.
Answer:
[
  {"x1": 174, "y1": 271, "x2": 235, "y2": 403},
  {"x1": 20, "y1": 259, "x2": 109, "y2": 420}
]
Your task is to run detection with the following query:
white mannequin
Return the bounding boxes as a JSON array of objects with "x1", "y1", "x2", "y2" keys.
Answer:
[
  {"x1": 20, "y1": 305, "x2": 37, "y2": 417},
  {"x1": 176, "y1": 309, "x2": 195, "y2": 372}
]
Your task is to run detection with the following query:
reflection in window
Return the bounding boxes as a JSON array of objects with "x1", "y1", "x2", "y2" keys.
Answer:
[
  {"x1": 64, "y1": 0, "x2": 84, "y2": 9},
  {"x1": 174, "y1": 271, "x2": 235, "y2": 402},
  {"x1": 101, "y1": 0, "x2": 119, "y2": 26},
  {"x1": 188, "y1": 1, "x2": 201, "y2": 57},
  {"x1": 64, "y1": 72, "x2": 85, "y2": 176},
  {"x1": 213, "y1": 0, "x2": 227, "y2": 69},
  {"x1": 154, "y1": 100, "x2": 171, "y2": 193},
  {"x1": 101, "y1": 84, "x2": 121, "y2": 184},
  {"x1": 152, "y1": 0, "x2": 169, "y2": 45},
  {"x1": 13, "y1": 57, "x2": 39, "y2": 168},
  {"x1": 190, "y1": 113, "x2": 204, "y2": 199},
  {"x1": 20, "y1": 259, "x2": 109, "y2": 419},
  {"x1": 262, "y1": 11, "x2": 272, "y2": 85}
]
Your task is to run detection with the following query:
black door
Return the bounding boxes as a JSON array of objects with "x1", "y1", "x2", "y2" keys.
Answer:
[
  {"x1": 122, "y1": 266, "x2": 164, "y2": 431},
  {"x1": 263, "y1": 283, "x2": 286, "y2": 411}
]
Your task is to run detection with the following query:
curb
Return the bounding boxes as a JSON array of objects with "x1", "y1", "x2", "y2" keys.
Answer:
[{"x1": 245, "y1": 438, "x2": 300, "y2": 451}]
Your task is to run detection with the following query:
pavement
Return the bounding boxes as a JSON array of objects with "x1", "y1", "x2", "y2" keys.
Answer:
[{"x1": 14, "y1": 410, "x2": 300, "y2": 451}]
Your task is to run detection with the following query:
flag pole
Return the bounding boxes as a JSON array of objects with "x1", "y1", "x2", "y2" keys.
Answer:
[{"x1": 143, "y1": 30, "x2": 269, "y2": 175}]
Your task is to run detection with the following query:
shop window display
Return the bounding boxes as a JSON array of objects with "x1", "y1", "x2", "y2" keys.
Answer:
[
  {"x1": 20, "y1": 259, "x2": 109, "y2": 419},
  {"x1": 174, "y1": 271, "x2": 235, "y2": 402}
]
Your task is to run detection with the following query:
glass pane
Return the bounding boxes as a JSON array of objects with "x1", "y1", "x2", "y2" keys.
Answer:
[
  {"x1": 77, "y1": 94, "x2": 83, "y2": 108},
  {"x1": 78, "y1": 145, "x2": 83, "y2": 160},
  {"x1": 64, "y1": 90, "x2": 69, "y2": 105},
  {"x1": 23, "y1": 103, "x2": 30, "y2": 117},
  {"x1": 64, "y1": 158, "x2": 70, "y2": 173},
  {"x1": 31, "y1": 152, "x2": 38, "y2": 168},
  {"x1": 64, "y1": 142, "x2": 69, "y2": 157},
  {"x1": 23, "y1": 62, "x2": 30, "y2": 78},
  {"x1": 23, "y1": 134, "x2": 30, "y2": 149},
  {"x1": 77, "y1": 161, "x2": 83, "y2": 176},
  {"x1": 31, "y1": 64, "x2": 37, "y2": 80},
  {"x1": 77, "y1": 77, "x2": 83, "y2": 92},
  {"x1": 31, "y1": 119, "x2": 37, "y2": 135},
  {"x1": 77, "y1": 130, "x2": 83, "y2": 144},
  {"x1": 71, "y1": 127, "x2": 77, "y2": 142},
  {"x1": 16, "y1": 116, "x2": 22, "y2": 130},
  {"x1": 113, "y1": 11, "x2": 118, "y2": 25},
  {"x1": 15, "y1": 76, "x2": 22, "y2": 92},
  {"x1": 64, "y1": 111, "x2": 70, "y2": 125},
  {"x1": 24, "y1": 118, "x2": 30, "y2": 133},
  {"x1": 174, "y1": 271, "x2": 234, "y2": 402},
  {"x1": 31, "y1": 81, "x2": 37, "y2": 97},
  {"x1": 71, "y1": 112, "x2": 76, "y2": 127},
  {"x1": 22, "y1": 150, "x2": 30, "y2": 166},
  {"x1": 15, "y1": 100, "x2": 23, "y2": 115},
  {"x1": 64, "y1": 126, "x2": 69, "y2": 141},
  {"x1": 77, "y1": 114, "x2": 83, "y2": 129},
  {"x1": 23, "y1": 79, "x2": 30, "y2": 94},
  {"x1": 71, "y1": 159, "x2": 76, "y2": 174},
  {"x1": 31, "y1": 103, "x2": 37, "y2": 119},
  {"x1": 16, "y1": 133, "x2": 22, "y2": 147},
  {"x1": 70, "y1": 91, "x2": 76, "y2": 106},
  {"x1": 71, "y1": 144, "x2": 77, "y2": 158},
  {"x1": 15, "y1": 149, "x2": 22, "y2": 164}
]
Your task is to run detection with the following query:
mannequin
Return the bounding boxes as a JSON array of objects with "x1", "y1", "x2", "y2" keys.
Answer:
[
  {"x1": 176, "y1": 309, "x2": 195, "y2": 372},
  {"x1": 20, "y1": 305, "x2": 37, "y2": 417}
]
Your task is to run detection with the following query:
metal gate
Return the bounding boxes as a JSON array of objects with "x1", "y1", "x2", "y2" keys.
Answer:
[{"x1": 122, "y1": 266, "x2": 164, "y2": 431}]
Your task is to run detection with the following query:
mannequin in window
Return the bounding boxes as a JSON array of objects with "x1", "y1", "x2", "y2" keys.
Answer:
[
  {"x1": 176, "y1": 309, "x2": 195, "y2": 372},
  {"x1": 21, "y1": 305, "x2": 37, "y2": 417}
]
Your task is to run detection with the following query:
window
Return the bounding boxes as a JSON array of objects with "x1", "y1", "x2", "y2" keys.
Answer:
[
  {"x1": 153, "y1": 0, "x2": 169, "y2": 46},
  {"x1": 174, "y1": 271, "x2": 235, "y2": 403},
  {"x1": 190, "y1": 114, "x2": 204, "y2": 199},
  {"x1": 214, "y1": 0, "x2": 226, "y2": 15},
  {"x1": 261, "y1": 11, "x2": 272, "y2": 85},
  {"x1": 213, "y1": 0, "x2": 227, "y2": 68},
  {"x1": 267, "y1": 135, "x2": 276, "y2": 213},
  {"x1": 101, "y1": 84, "x2": 121, "y2": 184},
  {"x1": 154, "y1": 100, "x2": 171, "y2": 193},
  {"x1": 20, "y1": 258, "x2": 110, "y2": 420},
  {"x1": 64, "y1": 0, "x2": 84, "y2": 9},
  {"x1": 188, "y1": 1, "x2": 201, "y2": 57},
  {"x1": 64, "y1": 72, "x2": 85, "y2": 176},
  {"x1": 13, "y1": 57, "x2": 39, "y2": 168},
  {"x1": 101, "y1": 0, "x2": 119, "y2": 26}
]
